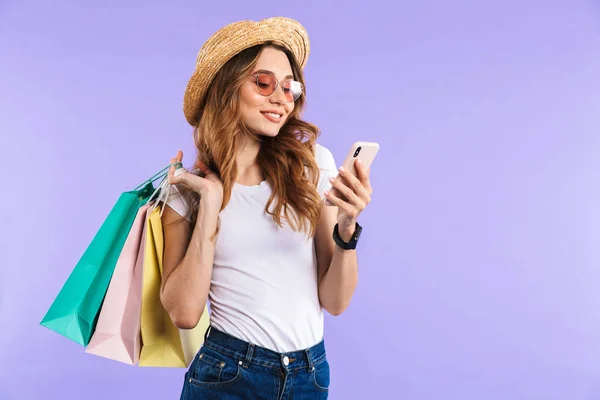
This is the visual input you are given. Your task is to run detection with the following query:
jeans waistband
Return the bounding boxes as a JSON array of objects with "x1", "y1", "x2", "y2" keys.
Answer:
[{"x1": 203, "y1": 325, "x2": 326, "y2": 372}]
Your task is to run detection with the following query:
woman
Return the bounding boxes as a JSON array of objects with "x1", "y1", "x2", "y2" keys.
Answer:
[{"x1": 160, "y1": 17, "x2": 374, "y2": 399}]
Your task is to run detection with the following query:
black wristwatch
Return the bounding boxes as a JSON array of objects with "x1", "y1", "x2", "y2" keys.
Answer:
[{"x1": 332, "y1": 222, "x2": 362, "y2": 250}]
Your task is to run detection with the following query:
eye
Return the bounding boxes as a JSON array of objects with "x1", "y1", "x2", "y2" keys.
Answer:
[
  {"x1": 282, "y1": 81, "x2": 303, "y2": 97},
  {"x1": 256, "y1": 74, "x2": 276, "y2": 89}
]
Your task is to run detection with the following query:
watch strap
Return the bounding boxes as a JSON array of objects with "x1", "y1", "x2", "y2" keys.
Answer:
[{"x1": 333, "y1": 222, "x2": 362, "y2": 250}]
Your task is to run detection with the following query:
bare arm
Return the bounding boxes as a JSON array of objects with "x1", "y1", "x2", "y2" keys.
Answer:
[
  {"x1": 159, "y1": 201, "x2": 219, "y2": 329},
  {"x1": 159, "y1": 150, "x2": 224, "y2": 329},
  {"x1": 315, "y1": 159, "x2": 373, "y2": 316},
  {"x1": 315, "y1": 203, "x2": 359, "y2": 316}
]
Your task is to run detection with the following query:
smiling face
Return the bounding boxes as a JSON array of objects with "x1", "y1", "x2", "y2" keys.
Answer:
[{"x1": 238, "y1": 46, "x2": 301, "y2": 138}]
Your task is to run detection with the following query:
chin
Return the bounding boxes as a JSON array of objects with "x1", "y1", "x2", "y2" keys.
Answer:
[
  {"x1": 261, "y1": 129, "x2": 281, "y2": 138},
  {"x1": 248, "y1": 125, "x2": 283, "y2": 138}
]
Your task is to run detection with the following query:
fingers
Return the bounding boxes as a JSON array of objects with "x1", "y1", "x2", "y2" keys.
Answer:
[
  {"x1": 168, "y1": 150, "x2": 185, "y2": 183},
  {"x1": 195, "y1": 158, "x2": 209, "y2": 172},
  {"x1": 168, "y1": 163, "x2": 183, "y2": 185},
  {"x1": 169, "y1": 166, "x2": 198, "y2": 194},
  {"x1": 324, "y1": 188, "x2": 342, "y2": 206},
  {"x1": 328, "y1": 176, "x2": 360, "y2": 206},
  {"x1": 168, "y1": 157, "x2": 177, "y2": 181},
  {"x1": 354, "y1": 159, "x2": 373, "y2": 195},
  {"x1": 337, "y1": 166, "x2": 371, "y2": 204},
  {"x1": 195, "y1": 158, "x2": 220, "y2": 181},
  {"x1": 323, "y1": 189, "x2": 356, "y2": 218},
  {"x1": 166, "y1": 151, "x2": 223, "y2": 196}
]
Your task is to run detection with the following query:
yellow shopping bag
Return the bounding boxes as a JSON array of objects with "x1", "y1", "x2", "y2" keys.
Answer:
[{"x1": 139, "y1": 205, "x2": 210, "y2": 367}]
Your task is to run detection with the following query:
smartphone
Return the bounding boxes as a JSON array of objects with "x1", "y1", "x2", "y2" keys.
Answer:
[
  {"x1": 325, "y1": 141, "x2": 379, "y2": 206},
  {"x1": 340, "y1": 141, "x2": 379, "y2": 177}
]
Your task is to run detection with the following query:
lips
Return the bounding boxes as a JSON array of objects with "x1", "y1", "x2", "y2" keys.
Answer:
[{"x1": 261, "y1": 111, "x2": 283, "y2": 123}]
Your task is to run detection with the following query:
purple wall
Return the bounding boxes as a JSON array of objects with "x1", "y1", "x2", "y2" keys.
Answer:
[{"x1": 2, "y1": 0, "x2": 600, "y2": 399}]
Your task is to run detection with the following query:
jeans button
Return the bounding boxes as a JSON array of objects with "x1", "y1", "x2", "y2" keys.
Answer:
[{"x1": 283, "y1": 356, "x2": 289, "y2": 366}]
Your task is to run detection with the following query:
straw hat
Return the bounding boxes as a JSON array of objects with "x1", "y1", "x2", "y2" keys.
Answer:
[{"x1": 183, "y1": 17, "x2": 311, "y2": 126}]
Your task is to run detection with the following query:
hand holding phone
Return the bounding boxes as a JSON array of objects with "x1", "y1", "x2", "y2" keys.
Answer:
[{"x1": 325, "y1": 141, "x2": 379, "y2": 206}]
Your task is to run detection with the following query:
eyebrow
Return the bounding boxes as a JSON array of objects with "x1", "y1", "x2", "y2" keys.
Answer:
[{"x1": 251, "y1": 69, "x2": 294, "y2": 80}]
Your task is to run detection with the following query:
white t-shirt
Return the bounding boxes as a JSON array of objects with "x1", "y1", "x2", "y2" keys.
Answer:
[{"x1": 165, "y1": 143, "x2": 338, "y2": 352}]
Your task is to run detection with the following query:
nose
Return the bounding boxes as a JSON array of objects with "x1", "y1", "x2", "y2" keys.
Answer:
[{"x1": 269, "y1": 85, "x2": 287, "y2": 105}]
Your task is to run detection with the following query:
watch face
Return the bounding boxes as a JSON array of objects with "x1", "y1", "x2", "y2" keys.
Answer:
[{"x1": 354, "y1": 226, "x2": 362, "y2": 241}]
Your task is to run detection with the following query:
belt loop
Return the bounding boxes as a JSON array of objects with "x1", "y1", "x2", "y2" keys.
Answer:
[
  {"x1": 305, "y1": 349, "x2": 314, "y2": 372},
  {"x1": 203, "y1": 325, "x2": 211, "y2": 342},
  {"x1": 243, "y1": 343, "x2": 255, "y2": 368}
]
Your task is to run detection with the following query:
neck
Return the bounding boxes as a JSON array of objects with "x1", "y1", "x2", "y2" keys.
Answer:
[{"x1": 235, "y1": 134, "x2": 264, "y2": 185}]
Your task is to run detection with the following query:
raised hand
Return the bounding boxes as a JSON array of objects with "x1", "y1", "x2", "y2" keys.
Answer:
[
  {"x1": 168, "y1": 150, "x2": 224, "y2": 210},
  {"x1": 324, "y1": 158, "x2": 373, "y2": 234}
]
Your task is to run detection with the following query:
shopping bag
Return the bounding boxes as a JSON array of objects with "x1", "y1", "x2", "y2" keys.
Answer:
[
  {"x1": 84, "y1": 201, "x2": 153, "y2": 364},
  {"x1": 158, "y1": 167, "x2": 211, "y2": 366},
  {"x1": 40, "y1": 167, "x2": 169, "y2": 346},
  {"x1": 179, "y1": 311, "x2": 210, "y2": 366},
  {"x1": 138, "y1": 205, "x2": 209, "y2": 368}
]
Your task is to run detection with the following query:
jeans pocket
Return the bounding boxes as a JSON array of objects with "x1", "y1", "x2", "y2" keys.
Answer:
[
  {"x1": 311, "y1": 357, "x2": 330, "y2": 392},
  {"x1": 189, "y1": 346, "x2": 241, "y2": 388}
]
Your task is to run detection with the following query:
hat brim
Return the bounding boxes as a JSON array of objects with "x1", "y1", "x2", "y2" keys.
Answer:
[{"x1": 183, "y1": 17, "x2": 310, "y2": 126}]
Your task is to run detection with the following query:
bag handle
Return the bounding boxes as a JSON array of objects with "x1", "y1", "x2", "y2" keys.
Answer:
[
  {"x1": 134, "y1": 164, "x2": 173, "y2": 191},
  {"x1": 144, "y1": 162, "x2": 185, "y2": 215}
]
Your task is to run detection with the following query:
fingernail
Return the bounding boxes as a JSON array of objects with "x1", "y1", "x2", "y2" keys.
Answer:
[
  {"x1": 357, "y1": 159, "x2": 363, "y2": 165},
  {"x1": 329, "y1": 177, "x2": 335, "y2": 183},
  {"x1": 324, "y1": 190, "x2": 329, "y2": 196},
  {"x1": 339, "y1": 166, "x2": 346, "y2": 172}
]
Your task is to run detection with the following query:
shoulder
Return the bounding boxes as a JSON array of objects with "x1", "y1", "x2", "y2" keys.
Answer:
[
  {"x1": 313, "y1": 143, "x2": 338, "y2": 198},
  {"x1": 314, "y1": 143, "x2": 337, "y2": 171}
]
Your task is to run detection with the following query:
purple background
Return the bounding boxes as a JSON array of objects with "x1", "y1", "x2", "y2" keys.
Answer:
[{"x1": 2, "y1": 0, "x2": 600, "y2": 399}]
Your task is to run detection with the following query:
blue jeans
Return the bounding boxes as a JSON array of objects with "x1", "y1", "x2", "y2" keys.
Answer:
[{"x1": 180, "y1": 326, "x2": 330, "y2": 399}]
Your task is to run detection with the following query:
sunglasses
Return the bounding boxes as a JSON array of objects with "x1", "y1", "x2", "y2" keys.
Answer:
[{"x1": 250, "y1": 72, "x2": 304, "y2": 103}]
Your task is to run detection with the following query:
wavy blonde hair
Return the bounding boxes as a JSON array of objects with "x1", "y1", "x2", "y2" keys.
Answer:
[{"x1": 189, "y1": 42, "x2": 322, "y2": 237}]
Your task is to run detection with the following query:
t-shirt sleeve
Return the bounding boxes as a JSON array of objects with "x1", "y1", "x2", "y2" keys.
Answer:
[
  {"x1": 163, "y1": 168, "x2": 200, "y2": 221},
  {"x1": 315, "y1": 143, "x2": 338, "y2": 199}
]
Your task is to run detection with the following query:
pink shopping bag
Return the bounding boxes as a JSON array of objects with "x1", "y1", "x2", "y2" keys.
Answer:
[{"x1": 85, "y1": 202, "x2": 153, "y2": 365}]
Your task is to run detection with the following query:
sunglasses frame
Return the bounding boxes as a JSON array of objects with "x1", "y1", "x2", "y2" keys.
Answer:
[{"x1": 249, "y1": 72, "x2": 304, "y2": 103}]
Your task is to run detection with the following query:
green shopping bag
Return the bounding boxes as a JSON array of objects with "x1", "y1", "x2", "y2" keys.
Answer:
[{"x1": 40, "y1": 166, "x2": 170, "y2": 346}]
